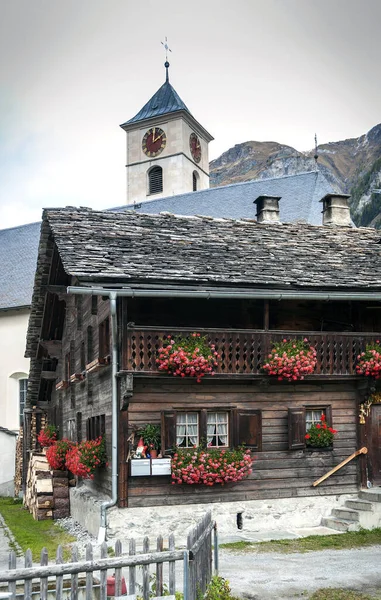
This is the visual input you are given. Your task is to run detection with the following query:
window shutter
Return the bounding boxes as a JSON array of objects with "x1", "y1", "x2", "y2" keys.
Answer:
[
  {"x1": 325, "y1": 405, "x2": 333, "y2": 428},
  {"x1": 288, "y1": 407, "x2": 306, "y2": 450},
  {"x1": 161, "y1": 410, "x2": 177, "y2": 454},
  {"x1": 233, "y1": 410, "x2": 262, "y2": 450}
]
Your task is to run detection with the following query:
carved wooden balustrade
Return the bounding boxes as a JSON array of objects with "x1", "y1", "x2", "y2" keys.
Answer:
[{"x1": 123, "y1": 327, "x2": 379, "y2": 377}]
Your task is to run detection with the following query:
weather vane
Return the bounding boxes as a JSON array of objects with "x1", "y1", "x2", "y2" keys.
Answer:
[{"x1": 161, "y1": 37, "x2": 172, "y2": 82}]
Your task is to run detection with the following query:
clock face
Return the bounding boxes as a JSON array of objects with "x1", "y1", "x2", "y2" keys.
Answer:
[
  {"x1": 189, "y1": 133, "x2": 201, "y2": 163},
  {"x1": 142, "y1": 127, "x2": 166, "y2": 157}
]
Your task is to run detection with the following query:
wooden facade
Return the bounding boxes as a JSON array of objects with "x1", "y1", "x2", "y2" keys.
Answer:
[{"x1": 24, "y1": 208, "x2": 381, "y2": 512}]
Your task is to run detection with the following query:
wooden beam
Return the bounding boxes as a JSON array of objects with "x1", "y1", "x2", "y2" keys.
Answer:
[
  {"x1": 39, "y1": 340, "x2": 62, "y2": 358},
  {"x1": 312, "y1": 447, "x2": 368, "y2": 487},
  {"x1": 41, "y1": 371, "x2": 58, "y2": 381}
]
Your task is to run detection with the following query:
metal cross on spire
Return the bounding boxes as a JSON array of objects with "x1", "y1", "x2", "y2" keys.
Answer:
[
  {"x1": 161, "y1": 37, "x2": 172, "y2": 82},
  {"x1": 314, "y1": 133, "x2": 319, "y2": 171}
]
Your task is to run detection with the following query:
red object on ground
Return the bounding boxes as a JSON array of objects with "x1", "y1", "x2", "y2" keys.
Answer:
[{"x1": 106, "y1": 575, "x2": 127, "y2": 596}]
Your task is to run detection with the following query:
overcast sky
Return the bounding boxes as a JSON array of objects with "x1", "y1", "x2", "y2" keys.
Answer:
[{"x1": 0, "y1": 0, "x2": 380, "y2": 228}]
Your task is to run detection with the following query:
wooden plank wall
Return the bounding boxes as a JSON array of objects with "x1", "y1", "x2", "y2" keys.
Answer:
[
  {"x1": 126, "y1": 380, "x2": 360, "y2": 507},
  {"x1": 51, "y1": 293, "x2": 113, "y2": 496}
]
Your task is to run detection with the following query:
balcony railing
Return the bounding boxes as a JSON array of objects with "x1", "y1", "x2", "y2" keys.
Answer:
[{"x1": 124, "y1": 327, "x2": 379, "y2": 377}]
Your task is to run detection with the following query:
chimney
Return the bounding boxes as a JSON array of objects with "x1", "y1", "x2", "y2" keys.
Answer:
[
  {"x1": 320, "y1": 193, "x2": 352, "y2": 226},
  {"x1": 254, "y1": 195, "x2": 281, "y2": 223}
]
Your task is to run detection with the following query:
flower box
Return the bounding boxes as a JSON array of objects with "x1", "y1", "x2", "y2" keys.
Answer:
[
  {"x1": 69, "y1": 372, "x2": 86, "y2": 383},
  {"x1": 85, "y1": 356, "x2": 110, "y2": 374},
  {"x1": 55, "y1": 380, "x2": 69, "y2": 391}
]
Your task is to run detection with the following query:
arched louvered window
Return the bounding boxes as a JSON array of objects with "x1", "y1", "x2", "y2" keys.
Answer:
[
  {"x1": 148, "y1": 166, "x2": 163, "y2": 195},
  {"x1": 192, "y1": 171, "x2": 199, "y2": 192}
]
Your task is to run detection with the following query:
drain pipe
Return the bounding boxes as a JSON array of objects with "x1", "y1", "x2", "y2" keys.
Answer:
[{"x1": 68, "y1": 288, "x2": 119, "y2": 543}]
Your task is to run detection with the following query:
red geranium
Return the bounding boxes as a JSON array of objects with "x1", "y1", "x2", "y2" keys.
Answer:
[
  {"x1": 356, "y1": 341, "x2": 381, "y2": 379},
  {"x1": 262, "y1": 338, "x2": 317, "y2": 381},
  {"x1": 171, "y1": 447, "x2": 253, "y2": 486},
  {"x1": 46, "y1": 439, "x2": 74, "y2": 470},
  {"x1": 65, "y1": 437, "x2": 106, "y2": 479},
  {"x1": 156, "y1": 333, "x2": 219, "y2": 383},
  {"x1": 305, "y1": 414, "x2": 338, "y2": 448},
  {"x1": 38, "y1": 425, "x2": 57, "y2": 448}
]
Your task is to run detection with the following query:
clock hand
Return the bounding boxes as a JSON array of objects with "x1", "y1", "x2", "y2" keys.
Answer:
[{"x1": 152, "y1": 127, "x2": 155, "y2": 142}]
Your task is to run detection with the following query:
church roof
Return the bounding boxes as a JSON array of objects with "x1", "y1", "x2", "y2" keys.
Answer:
[
  {"x1": 121, "y1": 81, "x2": 192, "y2": 127},
  {"x1": 0, "y1": 221, "x2": 40, "y2": 310},
  {"x1": 111, "y1": 171, "x2": 336, "y2": 225},
  {"x1": 39, "y1": 207, "x2": 381, "y2": 291}
]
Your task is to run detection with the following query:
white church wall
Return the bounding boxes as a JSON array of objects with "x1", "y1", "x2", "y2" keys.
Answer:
[{"x1": 0, "y1": 308, "x2": 30, "y2": 431}]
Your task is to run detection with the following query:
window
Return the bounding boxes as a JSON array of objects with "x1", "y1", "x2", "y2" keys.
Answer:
[
  {"x1": 91, "y1": 295, "x2": 98, "y2": 316},
  {"x1": 76, "y1": 412, "x2": 82, "y2": 443},
  {"x1": 86, "y1": 414, "x2": 105, "y2": 441},
  {"x1": 288, "y1": 406, "x2": 332, "y2": 450},
  {"x1": 87, "y1": 326, "x2": 94, "y2": 363},
  {"x1": 19, "y1": 379, "x2": 28, "y2": 426},
  {"x1": 99, "y1": 318, "x2": 110, "y2": 358},
  {"x1": 76, "y1": 296, "x2": 83, "y2": 329},
  {"x1": 192, "y1": 171, "x2": 199, "y2": 192},
  {"x1": 162, "y1": 409, "x2": 261, "y2": 454},
  {"x1": 148, "y1": 166, "x2": 163, "y2": 195},
  {"x1": 80, "y1": 342, "x2": 86, "y2": 371}
]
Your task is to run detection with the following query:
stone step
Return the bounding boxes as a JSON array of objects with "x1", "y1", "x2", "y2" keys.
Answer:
[
  {"x1": 359, "y1": 489, "x2": 381, "y2": 503},
  {"x1": 321, "y1": 517, "x2": 359, "y2": 532},
  {"x1": 345, "y1": 499, "x2": 374, "y2": 512},
  {"x1": 332, "y1": 508, "x2": 359, "y2": 521}
]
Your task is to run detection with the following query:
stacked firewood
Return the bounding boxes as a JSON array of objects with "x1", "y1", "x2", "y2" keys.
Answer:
[
  {"x1": 14, "y1": 426, "x2": 23, "y2": 497},
  {"x1": 25, "y1": 452, "x2": 70, "y2": 520}
]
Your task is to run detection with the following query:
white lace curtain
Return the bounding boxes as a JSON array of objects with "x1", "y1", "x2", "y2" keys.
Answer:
[
  {"x1": 176, "y1": 413, "x2": 198, "y2": 447},
  {"x1": 207, "y1": 412, "x2": 228, "y2": 447}
]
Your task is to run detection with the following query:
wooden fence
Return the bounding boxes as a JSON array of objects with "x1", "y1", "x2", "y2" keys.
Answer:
[{"x1": 0, "y1": 512, "x2": 217, "y2": 600}]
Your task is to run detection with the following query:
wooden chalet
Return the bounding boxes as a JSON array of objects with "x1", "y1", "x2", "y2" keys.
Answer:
[{"x1": 25, "y1": 198, "x2": 381, "y2": 521}]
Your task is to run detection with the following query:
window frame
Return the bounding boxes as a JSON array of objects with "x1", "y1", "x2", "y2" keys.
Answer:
[
  {"x1": 19, "y1": 378, "x2": 28, "y2": 426},
  {"x1": 148, "y1": 165, "x2": 163, "y2": 195},
  {"x1": 161, "y1": 408, "x2": 261, "y2": 454},
  {"x1": 288, "y1": 405, "x2": 332, "y2": 450},
  {"x1": 98, "y1": 317, "x2": 110, "y2": 359}
]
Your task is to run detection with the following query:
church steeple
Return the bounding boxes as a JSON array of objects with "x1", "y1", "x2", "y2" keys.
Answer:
[{"x1": 120, "y1": 60, "x2": 213, "y2": 206}]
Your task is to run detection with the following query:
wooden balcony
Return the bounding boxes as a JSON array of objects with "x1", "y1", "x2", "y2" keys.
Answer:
[{"x1": 124, "y1": 327, "x2": 379, "y2": 377}]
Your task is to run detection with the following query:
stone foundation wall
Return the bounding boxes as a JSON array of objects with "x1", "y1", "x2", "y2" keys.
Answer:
[{"x1": 70, "y1": 485, "x2": 356, "y2": 542}]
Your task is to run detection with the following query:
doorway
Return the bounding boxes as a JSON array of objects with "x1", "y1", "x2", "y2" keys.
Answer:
[{"x1": 369, "y1": 404, "x2": 381, "y2": 486}]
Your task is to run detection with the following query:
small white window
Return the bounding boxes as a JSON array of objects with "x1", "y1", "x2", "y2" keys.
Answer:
[
  {"x1": 207, "y1": 412, "x2": 229, "y2": 447},
  {"x1": 176, "y1": 413, "x2": 199, "y2": 447},
  {"x1": 19, "y1": 379, "x2": 28, "y2": 426},
  {"x1": 306, "y1": 408, "x2": 326, "y2": 431}
]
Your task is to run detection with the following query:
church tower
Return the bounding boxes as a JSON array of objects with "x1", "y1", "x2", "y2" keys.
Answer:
[{"x1": 120, "y1": 61, "x2": 213, "y2": 205}]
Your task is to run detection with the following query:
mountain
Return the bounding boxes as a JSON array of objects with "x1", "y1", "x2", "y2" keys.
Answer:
[{"x1": 210, "y1": 124, "x2": 381, "y2": 227}]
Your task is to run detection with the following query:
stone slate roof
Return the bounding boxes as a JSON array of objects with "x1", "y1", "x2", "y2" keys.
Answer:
[
  {"x1": 121, "y1": 81, "x2": 192, "y2": 126},
  {"x1": 0, "y1": 221, "x2": 41, "y2": 310},
  {"x1": 43, "y1": 208, "x2": 381, "y2": 290},
  {"x1": 111, "y1": 171, "x2": 336, "y2": 226}
]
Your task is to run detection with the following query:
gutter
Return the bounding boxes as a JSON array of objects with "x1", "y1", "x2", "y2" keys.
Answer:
[{"x1": 67, "y1": 283, "x2": 381, "y2": 538}]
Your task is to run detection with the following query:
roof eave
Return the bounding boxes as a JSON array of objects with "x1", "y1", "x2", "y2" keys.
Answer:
[{"x1": 120, "y1": 109, "x2": 214, "y2": 142}]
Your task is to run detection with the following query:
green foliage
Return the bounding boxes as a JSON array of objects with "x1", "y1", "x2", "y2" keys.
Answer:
[
  {"x1": 136, "y1": 424, "x2": 161, "y2": 450},
  {"x1": 309, "y1": 589, "x2": 380, "y2": 600},
  {"x1": 220, "y1": 527, "x2": 381, "y2": 554},
  {"x1": 0, "y1": 497, "x2": 76, "y2": 561},
  {"x1": 198, "y1": 576, "x2": 240, "y2": 600}
]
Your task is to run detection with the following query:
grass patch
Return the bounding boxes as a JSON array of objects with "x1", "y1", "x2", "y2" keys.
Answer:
[
  {"x1": 220, "y1": 528, "x2": 381, "y2": 554},
  {"x1": 309, "y1": 589, "x2": 381, "y2": 600},
  {"x1": 0, "y1": 497, "x2": 76, "y2": 561}
]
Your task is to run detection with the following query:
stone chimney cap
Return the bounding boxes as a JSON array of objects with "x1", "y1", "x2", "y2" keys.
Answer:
[
  {"x1": 319, "y1": 193, "x2": 351, "y2": 203},
  {"x1": 254, "y1": 195, "x2": 282, "y2": 205}
]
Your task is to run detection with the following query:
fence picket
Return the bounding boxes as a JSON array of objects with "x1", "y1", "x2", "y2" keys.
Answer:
[
  {"x1": 156, "y1": 535, "x2": 163, "y2": 597},
  {"x1": 100, "y1": 542, "x2": 108, "y2": 600},
  {"x1": 142, "y1": 537, "x2": 150, "y2": 600},
  {"x1": 168, "y1": 534, "x2": 175, "y2": 595},
  {"x1": 128, "y1": 538, "x2": 136, "y2": 595},
  {"x1": 114, "y1": 540, "x2": 123, "y2": 597},
  {"x1": 40, "y1": 547, "x2": 48, "y2": 600},
  {"x1": 24, "y1": 549, "x2": 32, "y2": 600},
  {"x1": 85, "y1": 544, "x2": 93, "y2": 600},
  {"x1": 56, "y1": 545, "x2": 64, "y2": 600},
  {"x1": 8, "y1": 550, "x2": 16, "y2": 600},
  {"x1": 70, "y1": 546, "x2": 78, "y2": 600}
]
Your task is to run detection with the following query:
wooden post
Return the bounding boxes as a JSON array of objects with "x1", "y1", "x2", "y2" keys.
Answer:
[
  {"x1": 56, "y1": 545, "x2": 63, "y2": 600},
  {"x1": 156, "y1": 535, "x2": 163, "y2": 597},
  {"x1": 100, "y1": 542, "x2": 108, "y2": 600},
  {"x1": 129, "y1": 539, "x2": 136, "y2": 595},
  {"x1": 71, "y1": 546, "x2": 78, "y2": 600},
  {"x1": 40, "y1": 547, "x2": 48, "y2": 600},
  {"x1": 142, "y1": 537, "x2": 150, "y2": 600}
]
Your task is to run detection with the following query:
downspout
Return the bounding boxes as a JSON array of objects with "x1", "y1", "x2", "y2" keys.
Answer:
[{"x1": 98, "y1": 291, "x2": 118, "y2": 543}]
